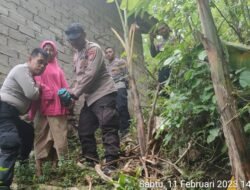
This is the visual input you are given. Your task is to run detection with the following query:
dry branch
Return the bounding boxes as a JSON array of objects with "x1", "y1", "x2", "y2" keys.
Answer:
[
  {"x1": 95, "y1": 164, "x2": 114, "y2": 184},
  {"x1": 174, "y1": 141, "x2": 192, "y2": 165},
  {"x1": 85, "y1": 175, "x2": 93, "y2": 190},
  {"x1": 139, "y1": 157, "x2": 149, "y2": 178}
]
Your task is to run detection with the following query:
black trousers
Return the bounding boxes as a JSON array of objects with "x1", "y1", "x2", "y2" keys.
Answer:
[
  {"x1": 116, "y1": 88, "x2": 130, "y2": 133},
  {"x1": 78, "y1": 93, "x2": 120, "y2": 162},
  {"x1": 158, "y1": 66, "x2": 170, "y2": 84},
  {"x1": 0, "y1": 101, "x2": 34, "y2": 187}
]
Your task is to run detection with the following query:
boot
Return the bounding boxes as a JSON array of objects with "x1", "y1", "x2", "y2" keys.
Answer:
[
  {"x1": 35, "y1": 159, "x2": 43, "y2": 177},
  {"x1": 52, "y1": 159, "x2": 58, "y2": 170}
]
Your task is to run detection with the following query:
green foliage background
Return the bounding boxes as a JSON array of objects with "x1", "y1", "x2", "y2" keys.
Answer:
[{"x1": 115, "y1": 0, "x2": 250, "y2": 185}]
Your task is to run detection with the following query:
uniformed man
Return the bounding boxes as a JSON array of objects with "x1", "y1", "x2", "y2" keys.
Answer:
[
  {"x1": 0, "y1": 48, "x2": 48, "y2": 190},
  {"x1": 105, "y1": 47, "x2": 130, "y2": 138},
  {"x1": 149, "y1": 23, "x2": 172, "y2": 84},
  {"x1": 65, "y1": 23, "x2": 120, "y2": 175}
]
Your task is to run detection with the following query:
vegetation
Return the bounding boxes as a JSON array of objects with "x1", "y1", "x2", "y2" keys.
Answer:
[
  {"x1": 14, "y1": 134, "x2": 112, "y2": 189},
  {"x1": 106, "y1": 0, "x2": 250, "y2": 189},
  {"x1": 14, "y1": 0, "x2": 250, "y2": 189}
]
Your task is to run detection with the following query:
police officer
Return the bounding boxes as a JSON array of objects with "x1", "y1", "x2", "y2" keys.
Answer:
[
  {"x1": 105, "y1": 47, "x2": 131, "y2": 138},
  {"x1": 149, "y1": 23, "x2": 172, "y2": 84},
  {"x1": 65, "y1": 23, "x2": 120, "y2": 175},
  {"x1": 0, "y1": 48, "x2": 48, "y2": 189}
]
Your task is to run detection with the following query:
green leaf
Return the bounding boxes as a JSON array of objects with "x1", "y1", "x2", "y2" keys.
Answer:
[
  {"x1": 198, "y1": 50, "x2": 207, "y2": 61},
  {"x1": 221, "y1": 143, "x2": 228, "y2": 154},
  {"x1": 184, "y1": 70, "x2": 194, "y2": 80},
  {"x1": 200, "y1": 92, "x2": 213, "y2": 102},
  {"x1": 118, "y1": 173, "x2": 126, "y2": 186},
  {"x1": 244, "y1": 123, "x2": 250, "y2": 134},
  {"x1": 163, "y1": 133, "x2": 173, "y2": 146},
  {"x1": 120, "y1": 0, "x2": 140, "y2": 11},
  {"x1": 0, "y1": 167, "x2": 8, "y2": 171},
  {"x1": 212, "y1": 95, "x2": 217, "y2": 104},
  {"x1": 239, "y1": 71, "x2": 250, "y2": 88},
  {"x1": 106, "y1": 0, "x2": 114, "y2": 3},
  {"x1": 207, "y1": 128, "x2": 220, "y2": 144},
  {"x1": 163, "y1": 56, "x2": 175, "y2": 66},
  {"x1": 191, "y1": 79, "x2": 202, "y2": 89},
  {"x1": 235, "y1": 68, "x2": 245, "y2": 75}
]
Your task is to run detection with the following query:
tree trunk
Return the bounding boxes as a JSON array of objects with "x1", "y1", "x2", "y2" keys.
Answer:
[
  {"x1": 130, "y1": 76, "x2": 146, "y2": 156},
  {"x1": 197, "y1": 1, "x2": 250, "y2": 189},
  {"x1": 127, "y1": 24, "x2": 146, "y2": 156}
]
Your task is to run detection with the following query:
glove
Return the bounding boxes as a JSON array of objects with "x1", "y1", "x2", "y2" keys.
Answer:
[{"x1": 58, "y1": 88, "x2": 72, "y2": 107}]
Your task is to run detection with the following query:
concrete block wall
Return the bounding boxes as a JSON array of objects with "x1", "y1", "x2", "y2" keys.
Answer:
[{"x1": 0, "y1": 0, "x2": 149, "y2": 109}]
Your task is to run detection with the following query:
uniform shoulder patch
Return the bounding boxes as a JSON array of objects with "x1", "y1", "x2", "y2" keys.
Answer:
[{"x1": 87, "y1": 47, "x2": 97, "y2": 61}]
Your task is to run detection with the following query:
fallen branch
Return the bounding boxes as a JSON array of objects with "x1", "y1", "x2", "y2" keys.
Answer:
[
  {"x1": 146, "y1": 84, "x2": 161, "y2": 156},
  {"x1": 174, "y1": 140, "x2": 192, "y2": 165},
  {"x1": 158, "y1": 157, "x2": 186, "y2": 176},
  {"x1": 85, "y1": 175, "x2": 93, "y2": 190},
  {"x1": 95, "y1": 164, "x2": 114, "y2": 184},
  {"x1": 102, "y1": 155, "x2": 139, "y2": 166},
  {"x1": 126, "y1": 145, "x2": 139, "y2": 153},
  {"x1": 142, "y1": 156, "x2": 157, "y2": 166},
  {"x1": 147, "y1": 165, "x2": 164, "y2": 176},
  {"x1": 139, "y1": 157, "x2": 149, "y2": 178},
  {"x1": 122, "y1": 159, "x2": 133, "y2": 173}
]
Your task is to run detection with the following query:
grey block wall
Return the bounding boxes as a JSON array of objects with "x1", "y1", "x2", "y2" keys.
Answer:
[{"x1": 0, "y1": 0, "x2": 148, "y2": 110}]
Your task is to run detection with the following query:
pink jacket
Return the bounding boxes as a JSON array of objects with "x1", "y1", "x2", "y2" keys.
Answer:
[{"x1": 29, "y1": 40, "x2": 69, "y2": 119}]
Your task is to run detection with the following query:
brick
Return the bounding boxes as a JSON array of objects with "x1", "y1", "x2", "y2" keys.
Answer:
[
  {"x1": 61, "y1": 62, "x2": 74, "y2": 76},
  {"x1": 26, "y1": 20, "x2": 42, "y2": 32},
  {"x1": 0, "y1": 64, "x2": 11, "y2": 75},
  {"x1": 20, "y1": 0, "x2": 39, "y2": 15},
  {"x1": 54, "y1": 41, "x2": 65, "y2": 53},
  {"x1": 45, "y1": 8, "x2": 61, "y2": 20},
  {"x1": 38, "y1": 11, "x2": 54, "y2": 25},
  {"x1": 0, "y1": 74, "x2": 7, "y2": 85},
  {"x1": 0, "y1": 23, "x2": 8, "y2": 35},
  {"x1": 9, "y1": 28, "x2": 28, "y2": 42},
  {"x1": 19, "y1": 26, "x2": 35, "y2": 38},
  {"x1": 0, "y1": 1, "x2": 17, "y2": 10},
  {"x1": 8, "y1": 38, "x2": 27, "y2": 53},
  {"x1": 49, "y1": 26, "x2": 62, "y2": 37},
  {"x1": 8, "y1": 57, "x2": 20, "y2": 66},
  {"x1": 18, "y1": 52, "x2": 28, "y2": 63},
  {"x1": 0, "y1": 35, "x2": 8, "y2": 45},
  {"x1": 34, "y1": 16, "x2": 49, "y2": 29},
  {"x1": 58, "y1": 52, "x2": 73, "y2": 64},
  {"x1": 61, "y1": 17, "x2": 71, "y2": 27},
  {"x1": 17, "y1": 7, "x2": 33, "y2": 20},
  {"x1": 0, "y1": 6, "x2": 9, "y2": 16},
  {"x1": 64, "y1": 48, "x2": 74, "y2": 55},
  {"x1": 5, "y1": 0, "x2": 21, "y2": 4},
  {"x1": 0, "y1": 44, "x2": 18, "y2": 58},
  {"x1": 0, "y1": 53, "x2": 9, "y2": 65},
  {"x1": 26, "y1": 38, "x2": 40, "y2": 50},
  {"x1": 8, "y1": 10, "x2": 27, "y2": 25},
  {"x1": 74, "y1": 8, "x2": 88, "y2": 18},
  {"x1": 54, "y1": 21, "x2": 67, "y2": 31},
  {"x1": 0, "y1": 15, "x2": 18, "y2": 29},
  {"x1": 60, "y1": 9, "x2": 72, "y2": 20},
  {"x1": 36, "y1": 30, "x2": 55, "y2": 41},
  {"x1": 38, "y1": 0, "x2": 52, "y2": 6}
]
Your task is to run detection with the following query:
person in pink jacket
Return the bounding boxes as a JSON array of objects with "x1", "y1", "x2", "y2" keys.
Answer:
[{"x1": 29, "y1": 40, "x2": 69, "y2": 176}]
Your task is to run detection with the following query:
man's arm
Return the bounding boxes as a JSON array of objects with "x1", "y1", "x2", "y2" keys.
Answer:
[
  {"x1": 15, "y1": 67, "x2": 40, "y2": 100},
  {"x1": 119, "y1": 59, "x2": 129, "y2": 81},
  {"x1": 72, "y1": 46, "x2": 103, "y2": 98},
  {"x1": 149, "y1": 32, "x2": 159, "y2": 57}
]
